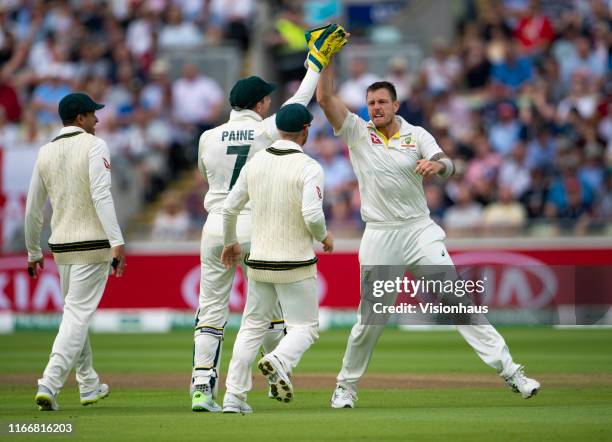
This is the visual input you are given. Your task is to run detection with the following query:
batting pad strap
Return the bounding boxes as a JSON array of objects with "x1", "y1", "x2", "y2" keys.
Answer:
[
  {"x1": 193, "y1": 366, "x2": 214, "y2": 371},
  {"x1": 269, "y1": 319, "x2": 286, "y2": 330},
  {"x1": 196, "y1": 325, "x2": 225, "y2": 337}
]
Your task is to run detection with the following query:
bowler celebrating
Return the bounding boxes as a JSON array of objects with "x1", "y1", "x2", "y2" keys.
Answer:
[{"x1": 316, "y1": 65, "x2": 540, "y2": 409}]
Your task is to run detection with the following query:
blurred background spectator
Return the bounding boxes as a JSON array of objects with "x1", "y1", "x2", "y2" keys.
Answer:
[{"x1": 0, "y1": 0, "x2": 609, "y2": 253}]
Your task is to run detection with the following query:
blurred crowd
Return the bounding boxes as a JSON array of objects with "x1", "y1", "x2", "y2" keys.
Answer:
[
  {"x1": 0, "y1": 0, "x2": 254, "y2": 213},
  {"x1": 298, "y1": 0, "x2": 611, "y2": 237},
  {"x1": 0, "y1": 0, "x2": 610, "y2": 242}
]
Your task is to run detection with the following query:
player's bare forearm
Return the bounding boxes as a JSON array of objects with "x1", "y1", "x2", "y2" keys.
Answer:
[
  {"x1": 415, "y1": 153, "x2": 455, "y2": 178},
  {"x1": 316, "y1": 62, "x2": 348, "y2": 132}
]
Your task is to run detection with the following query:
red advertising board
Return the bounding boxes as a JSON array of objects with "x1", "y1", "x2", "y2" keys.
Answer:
[{"x1": 1, "y1": 248, "x2": 611, "y2": 313}]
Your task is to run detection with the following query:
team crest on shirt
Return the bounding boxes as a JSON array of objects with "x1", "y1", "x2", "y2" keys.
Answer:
[
  {"x1": 370, "y1": 131, "x2": 383, "y2": 145},
  {"x1": 316, "y1": 186, "x2": 322, "y2": 200},
  {"x1": 401, "y1": 134, "x2": 416, "y2": 148}
]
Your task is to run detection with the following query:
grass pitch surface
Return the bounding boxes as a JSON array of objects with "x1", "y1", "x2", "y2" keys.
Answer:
[{"x1": 1, "y1": 328, "x2": 611, "y2": 441}]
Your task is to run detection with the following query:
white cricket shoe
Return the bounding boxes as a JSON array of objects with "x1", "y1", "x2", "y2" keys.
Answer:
[
  {"x1": 505, "y1": 366, "x2": 540, "y2": 399},
  {"x1": 35, "y1": 385, "x2": 60, "y2": 411},
  {"x1": 257, "y1": 354, "x2": 293, "y2": 403},
  {"x1": 80, "y1": 383, "x2": 110, "y2": 406},
  {"x1": 222, "y1": 393, "x2": 253, "y2": 414},
  {"x1": 330, "y1": 385, "x2": 356, "y2": 409}
]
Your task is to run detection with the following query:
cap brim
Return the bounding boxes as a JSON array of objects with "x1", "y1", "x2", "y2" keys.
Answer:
[
  {"x1": 264, "y1": 82, "x2": 277, "y2": 95},
  {"x1": 93, "y1": 103, "x2": 105, "y2": 110}
]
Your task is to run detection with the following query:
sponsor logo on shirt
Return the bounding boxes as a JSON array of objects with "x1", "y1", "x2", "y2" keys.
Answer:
[
  {"x1": 316, "y1": 186, "x2": 322, "y2": 200},
  {"x1": 103, "y1": 158, "x2": 111, "y2": 170},
  {"x1": 370, "y1": 132, "x2": 383, "y2": 145}
]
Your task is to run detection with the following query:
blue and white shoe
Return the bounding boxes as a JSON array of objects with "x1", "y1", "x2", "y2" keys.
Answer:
[
  {"x1": 80, "y1": 383, "x2": 110, "y2": 406},
  {"x1": 35, "y1": 385, "x2": 60, "y2": 411}
]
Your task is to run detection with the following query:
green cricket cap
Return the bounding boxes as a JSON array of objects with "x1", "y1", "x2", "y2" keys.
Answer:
[
  {"x1": 229, "y1": 76, "x2": 277, "y2": 110},
  {"x1": 58, "y1": 92, "x2": 104, "y2": 121},
  {"x1": 275, "y1": 103, "x2": 313, "y2": 133}
]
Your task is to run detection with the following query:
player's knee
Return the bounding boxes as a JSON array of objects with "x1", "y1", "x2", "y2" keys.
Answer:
[{"x1": 288, "y1": 323, "x2": 319, "y2": 345}]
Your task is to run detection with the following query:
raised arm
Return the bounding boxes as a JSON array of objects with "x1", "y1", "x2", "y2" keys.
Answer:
[{"x1": 316, "y1": 61, "x2": 349, "y2": 133}]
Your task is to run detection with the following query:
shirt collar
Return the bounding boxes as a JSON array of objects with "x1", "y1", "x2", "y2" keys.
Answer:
[
  {"x1": 366, "y1": 116, "x2": 409, "y2": 140},
  {"x1": 270, "y1": 139, "x2": 304, "y2": 152},
  {"x1": 229, "y1": 109, "x2": 263, "y2": 122},
  {"x1": 58, "y1": 126, "x2": 85, "y2": 135}
]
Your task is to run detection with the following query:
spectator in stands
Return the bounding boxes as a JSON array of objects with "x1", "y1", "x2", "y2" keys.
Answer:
[
  {"x1": 557, "y1": 35, "x2": 607, "y2": 88},
  {"x1": 491, "y1": 40, "x2": 533, "y2": 91},
  {"x1": 158, "y1": 5, "x2": 203, "y2": 50},
  {"x1": 526, "y1": 125, "x2": 556, "y2": 172},
  {"x1": 546, "y1": 167, "x2": 594, "y2": 234},
  {"x1": 483, "y1": 185, "x2": 527, "y2": 234},
  {"x1": 498, "y1": 141, "x2": 532, "y2": 198},
  {"x1": 31, "y1": 66, "x2": 71, "y2": 126},
  {"x1": 420, "y1": 38, "x2": 461, "y2": 95},
  {"x1": 557, "y1": 71, "x2": 600, "y2": 122},
  {"x1": 171, "y1": 63, "x2": 223, "y2": 134},
  {"x1": 444, "y1": 183, "x2": 484, "y2": 236},
  {"x1": 339, "y1": 58, "x2": 379, "y2": 113},
  {"x1": 521, "y1": 167, "x2": 549, "y2": 221},
  {"x1": 207, "y1": 0, "x2": 255, "y2": 51},
  {"x1": 267, "y1": 6, "x2": 308, "y2": 84},
  {"x1": 489, "y1": 102, "x2": 523, "y2": 155},
  {"x1": 386, "y1": 56, "x2": 414, "y2": 102},
  {"x1": 424, "y1": 183, "x2": 447, "y2": 226},
  {"x1": 315, "y1": 136, "x2": 355, "y2": 202},
  {"x1": 578, "y1": 140, "x2": 606, "y2": 197},
  {"x1": 125, "y1": 3, "x2": 156, "y2": 65},
  {"x1": 465, "y1": 135, "x2": 502, "y2": 188},
  {"x1": 463, "y1": 40, "x2": 491, "y2": 90},
  {"x1": 0, "y1": 72, "x2": 21, "y2": 123},
  {"x1": 326, "y1": 192, "x2": 362, "y2": 238},
  {"x1": 151, "y1": 191, "x2": 191, "y2": 241},
  {"x1": 514, "y1": 0, "x2": 555, "y2": 54},
  {"x1": 140, "y1": 59, "x2": 172, "y2": 119}
]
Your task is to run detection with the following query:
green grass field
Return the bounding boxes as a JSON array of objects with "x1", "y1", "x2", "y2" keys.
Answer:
[{"x1": 1, "y1": 327, "x2": 611, "y2": 441}]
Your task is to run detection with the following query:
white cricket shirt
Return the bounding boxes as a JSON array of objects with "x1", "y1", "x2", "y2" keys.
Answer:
[{"x1": 335, "y1": 113, "x2": 443, "y2": 223}]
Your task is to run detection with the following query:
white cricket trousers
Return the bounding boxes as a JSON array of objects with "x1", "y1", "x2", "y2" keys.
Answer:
[
  {"x1": 225, "y1": 276, "x2": 319, "y2": 399},
  {"x1": 192, "y1": 231, "x2": 284, "y2": 393},
  {"x1": 39, "y1": 262, "x2": 109, "y2": 395},
  {"x1": 336, "y1": 218, "x2": 520, "y2": 393}
]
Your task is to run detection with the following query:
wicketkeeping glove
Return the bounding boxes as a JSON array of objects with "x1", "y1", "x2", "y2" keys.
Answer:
[{"x1": 304, "y1": 23, "x2": 349, "y2": 72}]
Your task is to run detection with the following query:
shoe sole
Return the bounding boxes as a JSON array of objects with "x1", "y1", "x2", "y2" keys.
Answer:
[
  {"x1": 81, "y1": 390, "x2": 110, "y2": 406},
  {"x1": 192, "y1": 402, "x2": 221, "y2": 412},
  {"x1": 222, "y1": 407, "x2": 252, "y2": 414},
  {"x1": 258, "y1": 359, "x2": 293, "y2": 403},
  {"x1": 331, "y1": 403, "x2": 353, "y2": 409},
  {"x1": 522, "y1": 388, "x2": 539, "y2": 399},
  {"x1": 35, "y1": 394, "x2": 58, "y2": 411}
]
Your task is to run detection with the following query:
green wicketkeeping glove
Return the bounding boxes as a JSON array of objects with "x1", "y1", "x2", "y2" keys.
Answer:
[{"x1": 304, "y1": 23, "x2": 348, "y2": 72}]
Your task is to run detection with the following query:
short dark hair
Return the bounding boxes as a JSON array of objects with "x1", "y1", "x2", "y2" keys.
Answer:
[{"x1": 366, "y1": 81, "x2": 397, "y2": 102}]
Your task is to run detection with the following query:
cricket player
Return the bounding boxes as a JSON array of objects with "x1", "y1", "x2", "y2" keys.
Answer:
[
  {"x1": 25, "y1": 92, "x2": 126, "y2": 411},
  {"x1": 219, "y1": 103, "x2": 333, "y2": 414},
  {"x1": 316, "y1": 66, "x2": 541, "y2": 408},
  {"x1": 191, "y1": 24, "x2": 348, "y2": 412}
]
